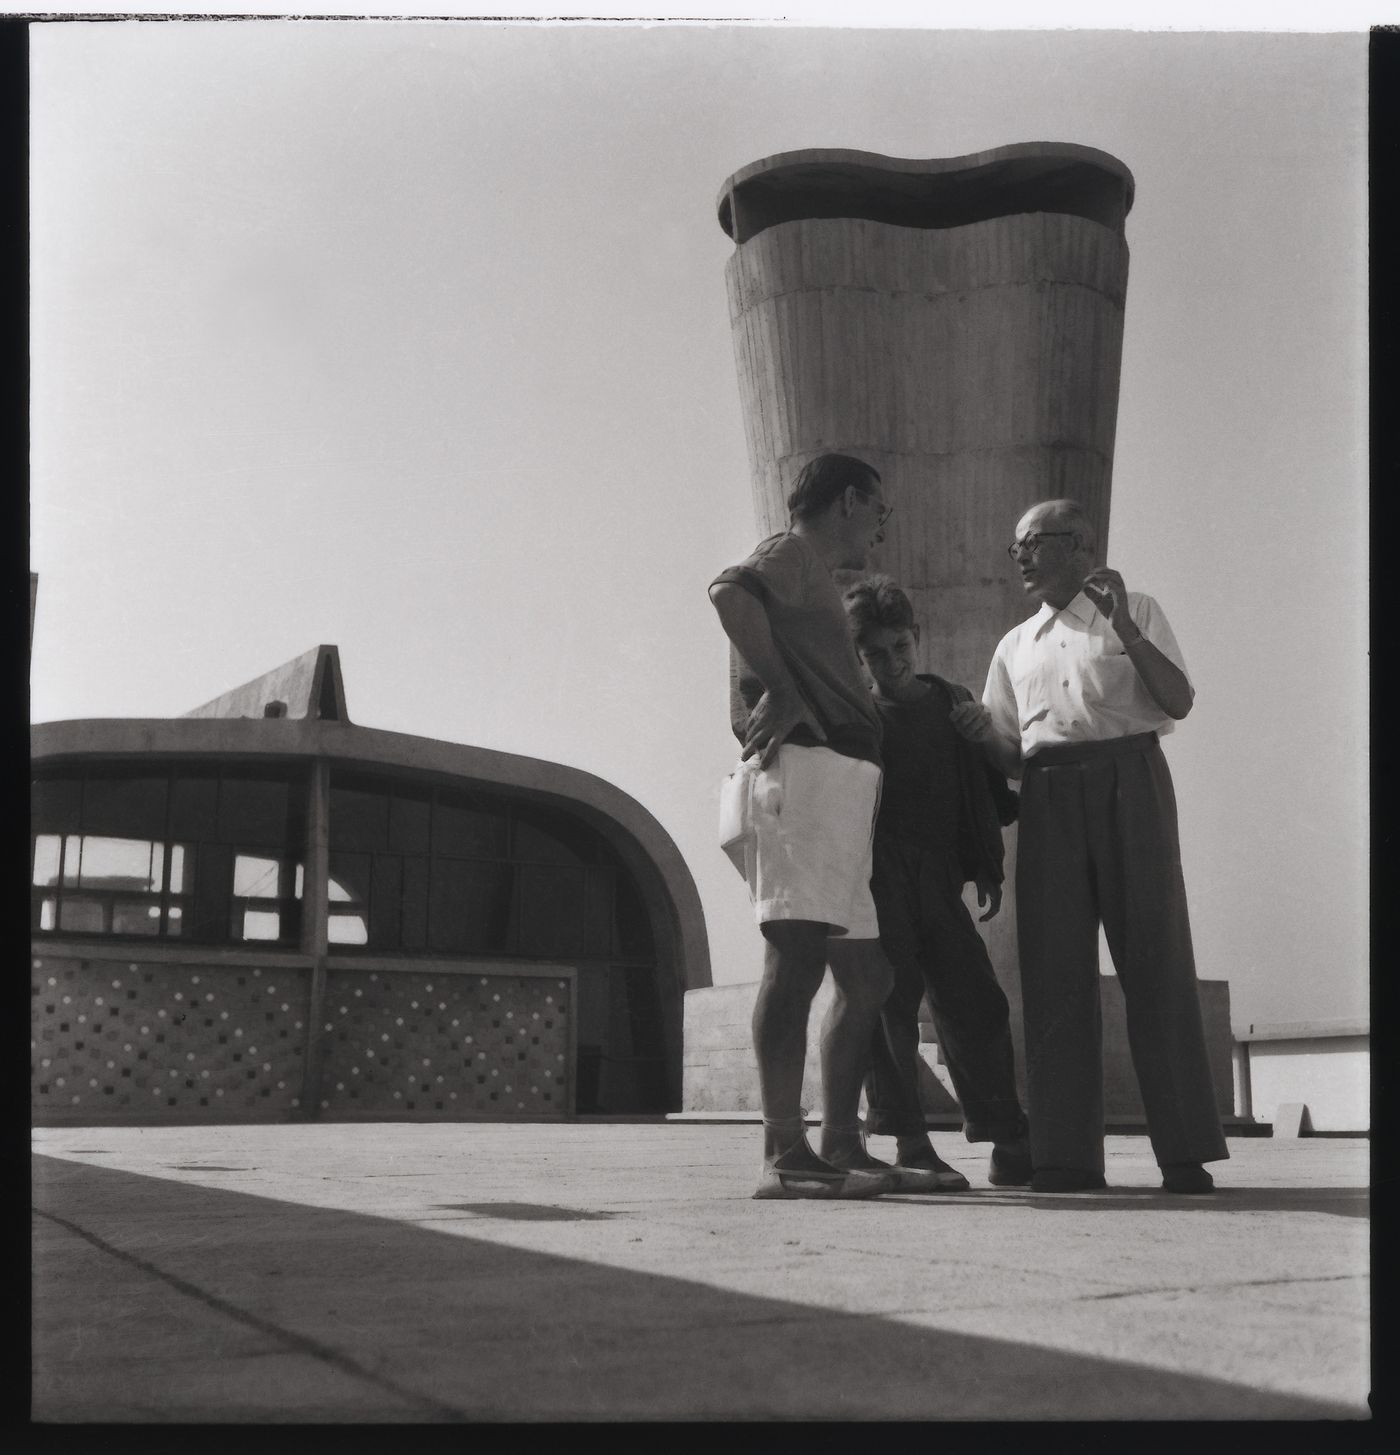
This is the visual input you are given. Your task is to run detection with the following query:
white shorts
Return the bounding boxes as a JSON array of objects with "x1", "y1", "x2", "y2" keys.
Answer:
[{"x1": 718, "y1": 743, "x2": 881, "y2": 938}]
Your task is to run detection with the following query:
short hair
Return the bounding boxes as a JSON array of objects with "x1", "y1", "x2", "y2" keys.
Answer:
[
  {"x1": 786, "y1": 453, "x2": 881, "y2": 523},
  {"x1": 843, "y1": 573, "x2": 915, "y2": 637},
  {"x1": 1032, "y1": 498, "x2": 1097, "y2": 554}
]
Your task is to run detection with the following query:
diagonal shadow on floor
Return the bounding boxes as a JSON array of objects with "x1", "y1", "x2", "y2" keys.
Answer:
[{"x1": 31, "y1": 1154, "x2": 1364, "y2": 1424}]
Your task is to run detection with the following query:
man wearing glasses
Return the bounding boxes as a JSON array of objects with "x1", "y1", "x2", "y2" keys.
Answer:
[
  {"x1": 709, "y1": 452, "x2": 915, "y2": 1199},
  {"x1": 950, "y1": 498, "x2": 1227, "y2": 1195}
]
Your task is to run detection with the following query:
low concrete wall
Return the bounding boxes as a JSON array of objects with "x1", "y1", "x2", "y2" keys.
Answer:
[
  {"x1": 683, "y1": 973, "x2": 1237, "y2": 1122},
  {"x1": 1237, "y1": 1022, "x2": 1369, "y2": 1133},
  {"x1": 1101, "y1": 976, "x2": 1237, "y2": 1120},
  {"x1": 682, "y1": 976, "x2": 958, "y2": 1118},
  {"x1": 681, "y1": 980, "x2": 771, "y2": 1114}
]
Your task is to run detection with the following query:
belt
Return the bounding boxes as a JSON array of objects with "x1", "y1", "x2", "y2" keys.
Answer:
[{"x1": 1024, "y1": 731, "x2": 1158, "y2": 768}]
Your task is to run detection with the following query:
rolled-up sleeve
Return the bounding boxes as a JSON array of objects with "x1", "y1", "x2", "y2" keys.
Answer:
[
  {"x1": 710, "y1": 534, "x2": 804, "y2": 608},
  {"x1": 1130, "y1": 593, "x2": 1193, "y2": 687}
]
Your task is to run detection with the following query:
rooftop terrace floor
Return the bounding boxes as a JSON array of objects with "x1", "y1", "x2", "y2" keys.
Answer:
[{"x1": 32, "y1": 1122, "x2": 1369, "y2": 1423}]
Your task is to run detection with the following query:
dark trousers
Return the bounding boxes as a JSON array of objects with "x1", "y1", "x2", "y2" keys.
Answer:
[
  {"x1": 864, "y1": 836, "x2": 1028, "y2": 1144},
  {"x1": 1017, "y1": 734, "x2": 1228, "y2": 1173}
]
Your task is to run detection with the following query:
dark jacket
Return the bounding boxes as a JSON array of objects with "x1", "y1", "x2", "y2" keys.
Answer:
[{"x1": 925, "y1": 673, "x2": 1019, "y2": 888}]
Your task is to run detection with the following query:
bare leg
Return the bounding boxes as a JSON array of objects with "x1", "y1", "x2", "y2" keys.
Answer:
[
  {"x1": 817, "y1": 937, "x2": 893, "y2": 1159},
  {"x1": 749, "y1": 922, "x2": 893, "y2": 1199},
  {"x1": 753, "y1": 920, "x2": 829, "y2": 1169},
  {"x1": 817, "y1": 939, "x2": 969, "y2": 1191}
]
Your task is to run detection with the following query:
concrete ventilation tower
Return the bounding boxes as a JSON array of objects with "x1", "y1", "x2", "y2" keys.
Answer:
[{"x1": 716, "y1": 144, "x2": 1135, "y2": 1085}]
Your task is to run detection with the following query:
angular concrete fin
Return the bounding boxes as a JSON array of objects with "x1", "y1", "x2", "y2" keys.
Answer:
[
  {"x1": 311, "y1": 646, "x2": 349, "y2": 722},
  {"x1": 181, "y1": 644, "x2": 349, "y2": 722}
]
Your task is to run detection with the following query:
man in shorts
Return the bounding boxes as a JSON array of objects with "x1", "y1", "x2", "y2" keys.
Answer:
[{"x1": 711, "y1": 452, "x2": 924, "y2": 1200}]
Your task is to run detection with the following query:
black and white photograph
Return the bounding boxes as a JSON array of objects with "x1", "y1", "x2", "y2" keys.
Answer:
[{"x1": 24, "y1": 0, "x2": 1373, "y2": 1425}]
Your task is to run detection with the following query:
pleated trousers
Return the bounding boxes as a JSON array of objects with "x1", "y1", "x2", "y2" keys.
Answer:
[
  {"x1": 864, "y1": 837, "x2": 1028, "y2": 1143},
  {"x1": 1016, "y1": 733, "x2": 1228, "y2": 1173}
]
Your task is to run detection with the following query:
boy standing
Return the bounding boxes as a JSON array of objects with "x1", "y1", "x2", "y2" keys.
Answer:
[{"x1": 844, "y1": 576, "x2": 1033, "y2": 1188}]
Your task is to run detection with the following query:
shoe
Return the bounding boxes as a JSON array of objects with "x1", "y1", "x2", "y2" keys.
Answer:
[
  {"x1": 823, "y1": 1136, "x2": 969, "y2": 1194},
  {"x1": 1029, "y1": 1167, "x2": 1107, "y2": 1193},
  {"x1": 988, "y1": 1142, "x2": 1034, "y2": 1187},
  {"x1": 882, "y1": 1149, "x2": 970, "y2": 1192},
  {"x1": 1161, "y1": 1162, "x2": 1215, "y2": 1194},
  {"x1": 752, "y1": 1156, "x2": 895, "y2": 1200}
]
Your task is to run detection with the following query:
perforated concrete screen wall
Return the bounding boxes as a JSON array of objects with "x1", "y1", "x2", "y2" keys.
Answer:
[
  {"x1": 32, "y1": 953, "x2": 575, "y2": 1124},
  {"x1": 33, "y1": 956, "x2": 312, "y2": 1119}
]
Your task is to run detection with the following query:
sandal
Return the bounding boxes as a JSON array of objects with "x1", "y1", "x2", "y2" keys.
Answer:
[{"x1": 752, "y1": 1156, "x2": 894, "y2": 1200}]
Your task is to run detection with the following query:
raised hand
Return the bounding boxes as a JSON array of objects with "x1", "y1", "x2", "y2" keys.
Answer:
[
  {"x1": 975, "y1": 874, "x2": 1003, "y2": 922},
  {"x1": 1081, "y1": 567, "x2": 1139, "y2": 644}
]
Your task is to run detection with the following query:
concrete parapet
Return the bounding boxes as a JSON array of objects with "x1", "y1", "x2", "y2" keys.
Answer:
[{"x1": 683, "y1": 973, "x2": 1238, "y2": 1124}]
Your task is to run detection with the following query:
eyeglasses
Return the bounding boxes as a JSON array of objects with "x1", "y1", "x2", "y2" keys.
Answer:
[
  {"x1": 853, "y1": 488, "x2": 894, "y2": 529},
  {"x1": 1007, "y1": 531, "x2": 1074, "y2": 561}
]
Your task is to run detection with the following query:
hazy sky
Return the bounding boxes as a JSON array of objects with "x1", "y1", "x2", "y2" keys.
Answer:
[{"x1": 29, "y1": 20, "x2": 1367, "y2": 1029}]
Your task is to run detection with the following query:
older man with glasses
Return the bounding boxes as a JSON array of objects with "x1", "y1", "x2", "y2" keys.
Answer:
[{"x1": 950, "y1": 498, "x2": 1228, "y2": 1195}]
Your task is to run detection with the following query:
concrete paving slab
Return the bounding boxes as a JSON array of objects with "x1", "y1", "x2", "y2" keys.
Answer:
[
  {"x1": 31, "y1": 1215, "x2": 448, "y2": 1422},
  {"x1": 31, "y1": 1122, "x2": 1370, "y2": 1422}
]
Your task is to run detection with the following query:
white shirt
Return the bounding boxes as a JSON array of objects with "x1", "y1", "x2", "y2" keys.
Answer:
[{"x1": 982, "y1": 590, "x2": 1191, "y2": 759}]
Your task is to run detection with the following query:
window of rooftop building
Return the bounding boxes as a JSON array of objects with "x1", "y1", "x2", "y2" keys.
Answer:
[
  {"x1": 511, "y1": 804, "x2": 602, "y2": 865},
  {"x1": 388, "y1": 790, "x2": 431, "y2": 854},
  {"x1": 323, "y1": 770, "x2": 653, "y2": 967},
  {"x1": 31, "y1": 765, "x2": 305, "y2": 947},
  {"x1": 328, "y1": 780, "x2": 391, "y2": 853},
  {"x1": 31, "y1": 834, "x2": 62, "y2": 890},
  {"x1": 401, "y1": 855, "x2": 429, "y2": 950},
  {"x1": 219, "y1": 769, "x2": 300, "y2": 847},
  {"x1": 517, "y1": 864, "x2": 586, "y2": 958},
  {"x1": 613, "y1": 872, "x2": 655, "y2": 959},
  {"x1": 428, "y1": 859, "x2": 514, "y2": 954},
  {"x1": 432, "y1": 788, "x2": 509, "y2": 859},
  {"x1": 326, "y1": 853, "x2": 371, "y2": 946},
  {"x1": 82, "y1": 774, "x2": 168, "y2": 841},
  {"x1": 232, "y1": 852, "x2": 304, "y2": 943}
]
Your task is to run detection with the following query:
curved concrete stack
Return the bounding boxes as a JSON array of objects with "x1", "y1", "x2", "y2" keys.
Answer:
[{"x1": 718, "y1": 142, "x2": 1133, "y2": 691}]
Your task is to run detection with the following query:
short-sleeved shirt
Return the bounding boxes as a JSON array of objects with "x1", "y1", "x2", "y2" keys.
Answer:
[
  {"x1": 982, "y1": 590, "x2": 1191, "y2": 759},
  {"x1": 871, "y1": 680, "x2": 961, "y2": 854},
  {"x1": 711, "y1": 531, "x2": 882, "y2": 766}
]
